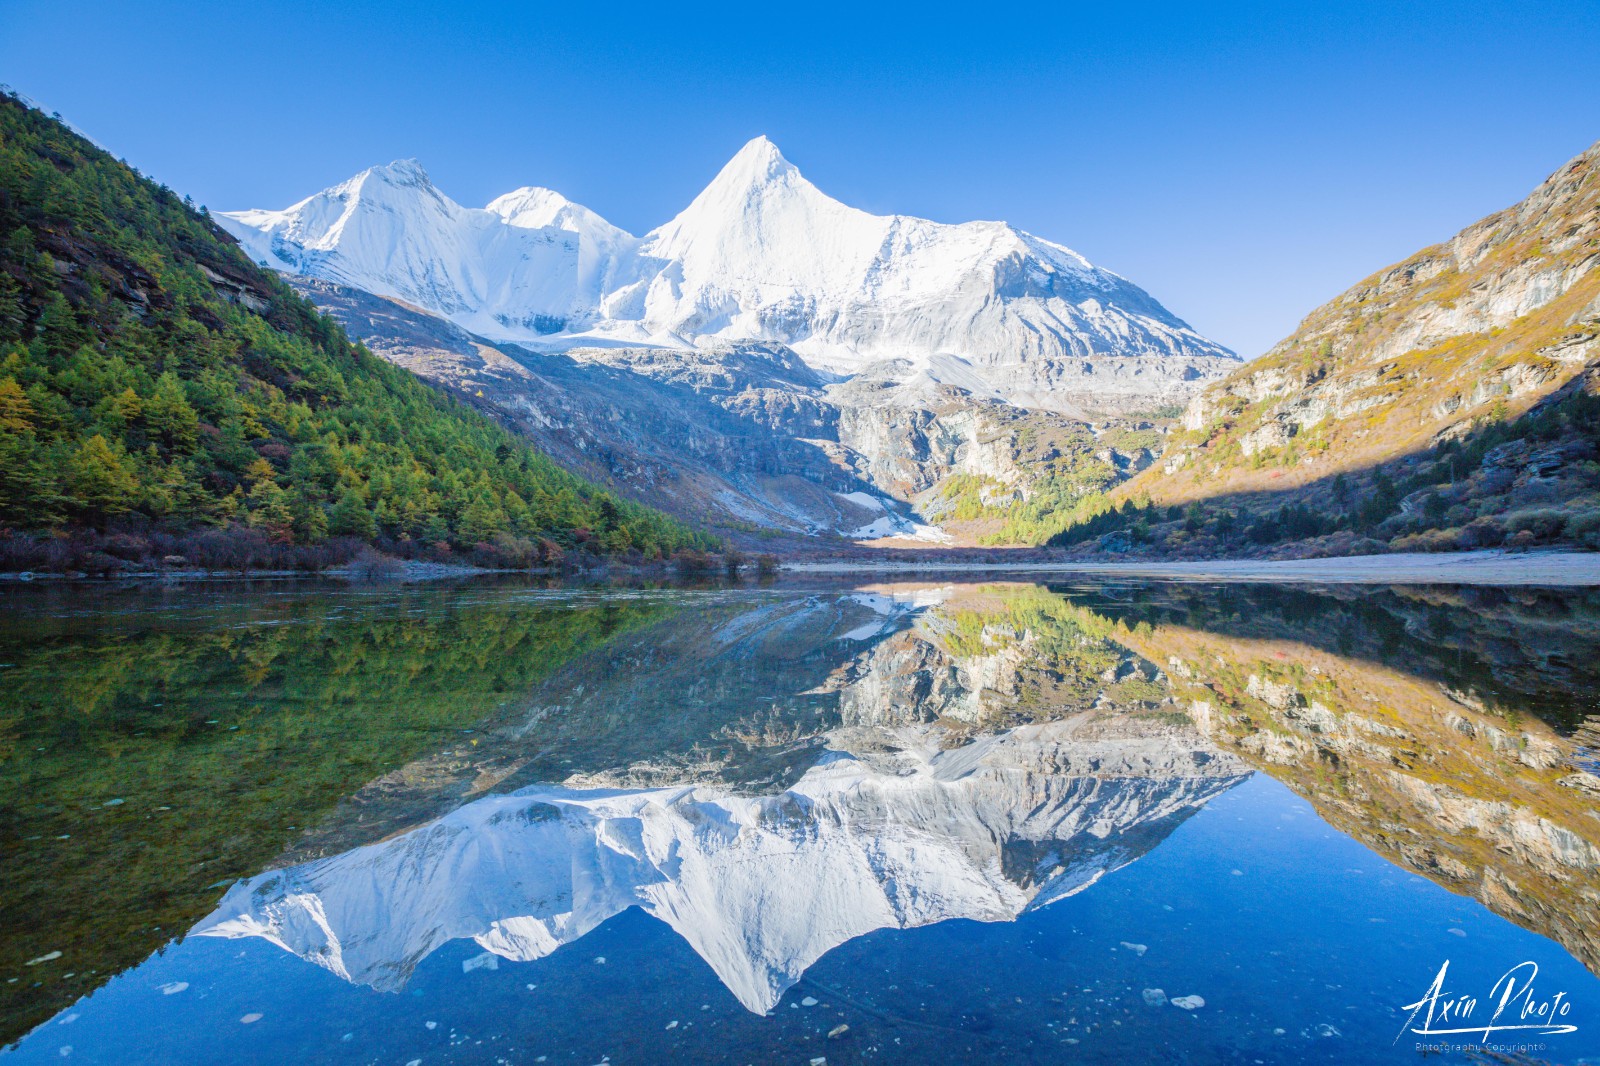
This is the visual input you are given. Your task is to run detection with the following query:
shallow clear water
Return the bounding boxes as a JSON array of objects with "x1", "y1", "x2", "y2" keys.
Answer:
[{"x1": 1, "y1": 577, "x2": 1597, "y2": 1064}]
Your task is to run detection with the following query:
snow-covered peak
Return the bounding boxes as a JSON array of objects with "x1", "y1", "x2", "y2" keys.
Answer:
[
  {"x1": 487, "y1": 186, "x2": 626, "y2": 239},
  {"x1": 489, "y1": 184, "x2": 578, "y2": 225},
  {"x1": 217, "y1": 162, "x2": 582, "y2": 332},
  {"x1": 708, "y1": 135, "x2": 799, "y2": 192},
  {"x1": 362, "y1": 157, "x2": 432, "y2": 188},
  {"x1": 304, "y1": 159, "x2": 439, "y2": 217},
  {"x1": 643, "y1": 136, "x2": 878, "y2": 273},
  {"x1": 220, "y1": 139, "x2": 1239, "y2": 411},
  {"x1": 486, "y1": 187, "x2": 639, "y2": 312}
]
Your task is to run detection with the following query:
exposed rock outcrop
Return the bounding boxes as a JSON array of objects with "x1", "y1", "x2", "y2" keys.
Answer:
[{"x1": 295, "y1": 278, "x2": 1150, "y2": 542}]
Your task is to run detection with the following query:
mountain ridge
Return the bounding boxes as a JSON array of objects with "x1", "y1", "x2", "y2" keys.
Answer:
[
  {"x1": 218, "y1": 137, "x2": 1238, "y2": 415},
  {"x1": 1044, "y1": 135, "x2": 1600, "y2": 554},
  {"x1": 287, "y1": 275, "x2": 1167, "y2": 543}
]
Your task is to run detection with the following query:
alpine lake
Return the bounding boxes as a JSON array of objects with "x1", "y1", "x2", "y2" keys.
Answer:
[{"x1": 1, "y1": 575, "x2": 1597, "y2": 1065}]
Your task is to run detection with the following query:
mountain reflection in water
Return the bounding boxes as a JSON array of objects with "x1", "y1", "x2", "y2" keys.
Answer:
[
  {"x1": 197, "y1": 719, "x2": 1245, "y2": 1014},
  {"x1": 1, "y1": 579, "x2": 1597, "y2": 1064},
  {"x1": 1059, "y1": 582, "x2": 1600, "y2": 975}
]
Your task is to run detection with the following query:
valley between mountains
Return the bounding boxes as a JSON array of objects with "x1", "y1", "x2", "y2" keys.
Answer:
[
  {"x1": 3, "y1": 89, "x2": 1597, "y2": 563},
  {"x1": 218, "y1": 132, "x2": 1600, "y2": 557}
]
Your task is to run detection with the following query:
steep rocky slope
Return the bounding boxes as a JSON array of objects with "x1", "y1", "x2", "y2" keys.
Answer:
[
  {"x1": 1170, "y1": 137, "x2": 1599, "y2": 483},
  {"x1": 1052, "y1": 138, "x2": 1600, "y2": 554},
  {"x1": 290, "y1": 279, "x2": 881, "y2": 539},
  {"x1": 295, "y1": 277, "x2": 1163, "y2": 543}
]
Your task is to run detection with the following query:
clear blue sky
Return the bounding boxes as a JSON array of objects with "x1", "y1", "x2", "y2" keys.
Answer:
[{"x1": 4, "y1": 0, "x2": 1597, "y2": 358}]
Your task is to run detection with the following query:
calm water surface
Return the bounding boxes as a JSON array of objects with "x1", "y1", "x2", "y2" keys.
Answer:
[{"x1": 1, "y1": 577, "x2": 1597, "y2": 1065}]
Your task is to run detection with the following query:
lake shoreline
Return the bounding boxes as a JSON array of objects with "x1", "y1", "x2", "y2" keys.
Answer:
[
  {"x1": 782, "y1": 548, "x2": 1600, "y2": 586},
  {"x1": 0, "y1": 559, "x2": 504, "y2": 584},
  {"x1": 3, "y1": 549, "x2": 1597, "y2": 587}
]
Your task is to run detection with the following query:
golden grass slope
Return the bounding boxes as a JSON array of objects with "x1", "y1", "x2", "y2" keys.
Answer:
[{"x1": 1134, "y1": 138, "x2": 1600, "y2": 505}]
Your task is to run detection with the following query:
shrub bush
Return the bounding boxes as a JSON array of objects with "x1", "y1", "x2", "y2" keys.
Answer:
[
  {"x1": 1504, "y1": 508, "x2": 1568, "y2": 540},
  {"x1": 1458, "y1": 517, "x2": 1506, "y2": 548}
]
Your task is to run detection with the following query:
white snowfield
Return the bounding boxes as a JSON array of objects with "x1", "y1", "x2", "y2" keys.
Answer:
[
  {"x1": 193, "y1": 723, "x2": 1245, "y2": 1013},
  {"x1": 218, "y1": 138, "x2": 1237, "y2": 411}
]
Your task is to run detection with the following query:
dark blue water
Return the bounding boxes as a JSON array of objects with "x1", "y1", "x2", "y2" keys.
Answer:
[{"x1": 2, "y1": 579, "x2": 1597, "y2": 1064}]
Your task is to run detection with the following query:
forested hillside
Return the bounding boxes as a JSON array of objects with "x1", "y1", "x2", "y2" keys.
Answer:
[{"x1": 0, "y1": 93, "x2": 711, "y2": 568}]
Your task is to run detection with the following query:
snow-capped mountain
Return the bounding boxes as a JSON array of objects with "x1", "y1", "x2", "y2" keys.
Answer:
[
  {"x1": 223, "y1": 159, "x2": 582, "y2": 337},
  {"x1": 218, "y1": 138, "x2": 1237, "y2": 412},
  {"x1": 193, "y1": 722, "x2": 1247, "y2": 1013},
  {"x1": 485, "y1": 185, "x2": 641, "y2": 314}
]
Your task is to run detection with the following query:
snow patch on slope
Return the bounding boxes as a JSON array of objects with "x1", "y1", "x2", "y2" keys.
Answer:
[{"x1": 851, "y1": 514, "x2": 952, "y2": 543}]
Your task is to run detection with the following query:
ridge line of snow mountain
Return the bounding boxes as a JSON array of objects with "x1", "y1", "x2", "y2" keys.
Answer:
[{"x1": 218, "y1": 136, "x2": 1238, "y2": 413}]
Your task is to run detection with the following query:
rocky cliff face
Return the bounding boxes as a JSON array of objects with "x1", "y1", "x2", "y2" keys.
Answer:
[
  {"x1": 292, "y1": 279, "x2": 879, "y2": 538},
  {"x1": 1122, "y1": 138, "x2": 1600, "y2": 521},
  {"x1": 828, "y1": 372, "x2": 1062, "y2": 496}
]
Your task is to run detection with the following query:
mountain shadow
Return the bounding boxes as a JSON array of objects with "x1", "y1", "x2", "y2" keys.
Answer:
[
  {"x1": 1044, "y1": 136, "x2": 1600, "y2": 558},
  {"x1": 1046, "y1": 358, "x2": 1600, "y2": 556}
]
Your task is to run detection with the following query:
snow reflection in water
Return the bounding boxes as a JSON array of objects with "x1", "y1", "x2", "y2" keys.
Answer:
[{"x1": 196, "y1": 720, "x2": 1246, "y2": 1013}]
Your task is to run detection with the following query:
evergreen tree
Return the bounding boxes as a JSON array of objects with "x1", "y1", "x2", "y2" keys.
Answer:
[
  {"x1": 328, "y1": 490, "x2": 375, "y2": 539},
  {"x1": 0, "y1": 429, "x2": 52, "y2": 523},
  {"x1": 246, "y1": 478, "x2": 294, "y2": 542},
  {"x1": 289, "y1": 486, "x2": 329, "y2": 543},
  {"x1": 143, "y1": 372, "x2": 199, "y2": 450},
  {"x1": 68, "y1": 434, "x2": 138, "y2": 517},
  {"x1": 0, "y1": 376, "x2": 34, "y2": 431},
  {"x1": 458, "y1": 489, "x2": 507, "y2": 543}
]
